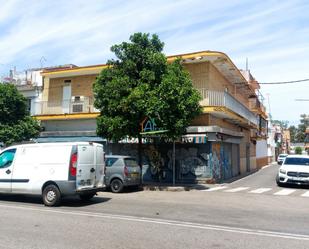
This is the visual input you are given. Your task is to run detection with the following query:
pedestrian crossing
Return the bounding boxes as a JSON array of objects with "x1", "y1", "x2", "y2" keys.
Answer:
[{"x1": 202, "y1": 186, "x2": 309, "y2": 197}]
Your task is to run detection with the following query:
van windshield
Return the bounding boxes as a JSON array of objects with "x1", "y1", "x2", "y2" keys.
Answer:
[
  {"x1": 125, "y1": 158, "x2": 139, "y2": 167},
  {"x1": 284, "y1": 157, "x2": 309, "y2": 166}
]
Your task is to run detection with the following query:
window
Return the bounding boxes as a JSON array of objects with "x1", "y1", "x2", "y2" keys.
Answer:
[
  {"x1": 284, "y1": 157, "x2": 309, "y2": 166},
  {"x1": 105, "y1": 158, "x2": 118, "y2": 167},
  {"x1": 0, "y1": 149, "x2": 16, "y2": 168},
  {"x1": 124, "y1": 158, "x2": 139, "y2": 167}
]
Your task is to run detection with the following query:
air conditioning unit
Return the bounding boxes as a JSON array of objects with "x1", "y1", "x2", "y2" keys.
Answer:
[{"x1": 71, "y1": 96, "x2": 84, "y2": 113}]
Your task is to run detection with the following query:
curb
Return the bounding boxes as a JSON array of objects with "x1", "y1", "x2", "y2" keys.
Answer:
[
  {"x1": 142, "y1": 185, "x2": 191, "y2": 192},
  {"x1": 142, "y1": 184, "x2": 211, "y2": 192}
]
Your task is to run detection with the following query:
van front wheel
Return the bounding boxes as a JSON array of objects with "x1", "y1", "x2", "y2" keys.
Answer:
[{"x1": 42, "y1": 184, "x2": 61, "y2": 207}]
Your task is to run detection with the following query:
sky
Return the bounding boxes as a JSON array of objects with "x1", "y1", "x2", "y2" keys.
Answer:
[{"x1": 0, "y1": 0, "x2": 308, "y2": 126}]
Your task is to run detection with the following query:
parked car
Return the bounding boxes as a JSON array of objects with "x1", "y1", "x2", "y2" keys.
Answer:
[
  {"x1": 105, "y1": 155, "x2": 141, "y2": 193},
  {"x1": 276, "y1": 155, "x2": 309, "y2": 186},
  {"x1": 0, "y1": 142, "x2": 105, "y2": 206},
  {"x1": 277, "y1": 153, "x2": 288, "y2": 165}
]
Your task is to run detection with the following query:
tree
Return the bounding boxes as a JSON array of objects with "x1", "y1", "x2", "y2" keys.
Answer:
[
  {"x1": 295, "y1": 114, "x2": 309, "y2": 142},
  {"x1": 0, "y1": 83, "x2": 40, "y2": 146},
  {"x1": 295, "y1": 146, "x2": 303, "y2": 155},
  {"x1": 289, "y1": 125, "x2": 297, "y2": 143},
  {"x1": 93, "y1": 32, "x2": 202, "y2": 160},
  {"x1": 272, "y1": 120, "x2": 289, "y2": 129}
]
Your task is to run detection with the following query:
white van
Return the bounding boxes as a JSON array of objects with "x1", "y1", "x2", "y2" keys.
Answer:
[{"x1": 0, "y1": 142, "x2": 105, "y2": 206}]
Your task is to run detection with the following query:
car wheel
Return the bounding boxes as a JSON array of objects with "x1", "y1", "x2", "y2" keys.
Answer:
[
  {"x1": 79, "y1": 192, "x2": 96, "y2": 201},
  {"x1": 42, "y1": 184, "x2": 61, "y2": 207},
  {"x1": 110, "y1": 179, "x2": 124, "y2": 193}
]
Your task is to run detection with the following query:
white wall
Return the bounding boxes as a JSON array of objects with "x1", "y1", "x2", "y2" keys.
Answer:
[{"x1": 256, "y1": 139, "x2": 268, "y2": 158}]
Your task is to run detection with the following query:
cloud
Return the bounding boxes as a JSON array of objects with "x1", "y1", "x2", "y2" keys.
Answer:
[{"x1": 0, "y1": 0, "x2": 308, "y2": 124}]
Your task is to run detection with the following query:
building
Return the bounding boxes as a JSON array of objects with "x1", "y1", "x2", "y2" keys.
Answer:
[
  {"x1": 35, "y1": 65, "x2": 105, "y2": 143},
  {"x1": 34, "y1": 50, "x2": 267, "y2": 183},
  {"x1": 3, "y1": 65, "x2": 77, "y2": 116}
]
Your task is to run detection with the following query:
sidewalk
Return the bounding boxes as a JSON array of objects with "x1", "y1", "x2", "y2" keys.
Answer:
[
  {"x1": 141, "y1": 163, "x2": 276, "y2": 192},
  {"x1": 141, "y1": 182, "x2": 218, "y2": 192}
]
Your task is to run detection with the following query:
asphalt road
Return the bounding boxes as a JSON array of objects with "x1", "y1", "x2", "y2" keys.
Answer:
[{"x1": 0, "y1": 163, "x2": 309, "y2": 249}]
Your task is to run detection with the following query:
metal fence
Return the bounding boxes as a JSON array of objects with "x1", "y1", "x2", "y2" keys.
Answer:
[
  {"x1": 198, "y1": 89, "x2": 259, "y2": 126},
  {"x1": 33, "y1": 97, "x2": 99, "y2": 115}
]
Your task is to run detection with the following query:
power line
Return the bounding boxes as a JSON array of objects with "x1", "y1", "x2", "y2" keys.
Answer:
[{"x1": 258, "y1": 78, "x2": 309, "y2": 85}]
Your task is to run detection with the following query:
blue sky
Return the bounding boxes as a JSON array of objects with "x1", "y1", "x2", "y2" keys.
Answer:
[{"x1": 0, "y1": 0, "x2": 308, "y2": 125}]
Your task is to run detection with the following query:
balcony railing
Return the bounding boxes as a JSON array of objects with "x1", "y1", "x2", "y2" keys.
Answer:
[
  {"x1": 33, "y1": 97, "x2": 99, "y2": 115},
  {"x1": 198, "y1": 89, "x2": 259, "y2": 126}
]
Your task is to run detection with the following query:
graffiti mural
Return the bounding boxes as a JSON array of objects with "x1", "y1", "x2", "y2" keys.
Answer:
[
  {"x1": 107, "y1": 143, "x2": 211, "y2": 183},
  {"x1": 210, "y1": 143, "x2": 233, "y2": 181}
]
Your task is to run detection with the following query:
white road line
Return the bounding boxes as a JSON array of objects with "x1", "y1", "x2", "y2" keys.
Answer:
[
  {"x1": 224, "y1": 187, "x2": 249, "y2": 193},
  {"x1": 249, "y1": 188, "x2": 272, "y2": 194},
  {"x1": 203, "y1": 186, "x2": 228, "y2": 192},
  {"x1": 301, "y1": 191, "x2": 309, "y2": 197},
  {"x1": 0, "y1": 203, "x2": 309, "y2": 241},
  {"x1": 273, "y1": 189, "x2": 296, "y2": 196}
]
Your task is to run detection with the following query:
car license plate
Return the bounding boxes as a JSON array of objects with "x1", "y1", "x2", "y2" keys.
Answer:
[
  {"x1": 291, "y1": 177, "x2": 308, "y2": 182},
  {"x1": 131, "y1": 173, "x2": 139, "y2": 178}
]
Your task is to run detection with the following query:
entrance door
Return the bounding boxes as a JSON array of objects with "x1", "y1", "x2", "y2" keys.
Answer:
[
  {"x1": 0, "y1": 149, "x2": 17, "y2": 192},
  {"x1": 246, "y1": 143, "x2": 250, "y2": 172},
  {"x1": 62, "y1": 84, "x2": 71, "y2": 113}
]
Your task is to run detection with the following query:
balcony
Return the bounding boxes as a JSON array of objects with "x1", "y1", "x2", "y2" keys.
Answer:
[
  {"x1": 198, "y1": 89, "x2": 259, "y2": 127},
  {"x1": 33, "y1": 96, "x2": 99, "y2": 117},
  {"x1": 249, "y1": 97, "x2": 267, "y2": 117}
]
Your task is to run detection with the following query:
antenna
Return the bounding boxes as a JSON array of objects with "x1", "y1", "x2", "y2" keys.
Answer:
[
  {"x1": 246, "y1": 57, "x2": 248, "y2": 71},
  {"x1": 40, "y1": 56, "x2": 47, "y2": 68}
]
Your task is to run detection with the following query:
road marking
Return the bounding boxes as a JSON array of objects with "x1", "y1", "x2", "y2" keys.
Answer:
[
  {"x1": 301, "y1": 191, "x2": 309, "y2": 197},
  {"x1": 0, "y1": 203, "x2": 309, "y2": 241},
  {"x1": 273, "y1": 189, "x2": 296, "y2": 196},
  {"x1": 203, "y1": 186, "x2": 228, "y2": 192},
  {"x1": 249, "y1": 188, "x2": 272, "y2": 194},
  {"x1": 224, "y1": 187, "x2": 249, "y2": 193}
]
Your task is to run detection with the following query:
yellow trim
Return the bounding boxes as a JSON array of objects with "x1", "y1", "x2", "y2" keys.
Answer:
[
  {"x1": 42, "y1": 51, "x2": 247, "y2": 84},
  {"x1": 166, "y1": 50, "x2": 248, "y2": 85},
  {"x1": 34, "y1": 113, "x2": 100, "y2": 121},
  {"x1": 42, "y1": 65, "x2": 108, "y2": 76}
]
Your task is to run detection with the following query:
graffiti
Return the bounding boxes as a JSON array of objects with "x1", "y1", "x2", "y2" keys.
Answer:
[
  {"x1": 210, "y1": 143, "x2": 232, "y2": 181},
  {"x1": 144, "y1": 146, "x2": 165, "y2": 178},
  {"x1": 210, "y1": 143, "x2": 221, "y2": 180},
  {"x1": 108, "y1": 143, "x2": 211, "y2": 182},
  {"x1": 167, "y1": 147, "x2": 208, "y2": 178}
]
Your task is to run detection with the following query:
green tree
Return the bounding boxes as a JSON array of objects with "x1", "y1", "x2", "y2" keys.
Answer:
[
  {"x1": 93, "y1": 32, "x2": 202, "y2": 159},
  {"x1": 296, "y1": 114, "x2": 309, "y2": 142},
  {"x1": 0, "y1": 83, "x2": 40, "y2": 146},
  {"x1": 295, "y1": 146, "x2": 303, "y2": 155},
  {"x1": 272, "y1": 120, "x2": 289, "y2": 129},
  {"x1": 289, "y1": 125, "x2": 297, "y2": 143}
]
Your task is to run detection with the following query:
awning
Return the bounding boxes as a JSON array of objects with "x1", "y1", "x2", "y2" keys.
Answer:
[{"x1": 181, "y1": 134, "x2": 207, "y2": 144}]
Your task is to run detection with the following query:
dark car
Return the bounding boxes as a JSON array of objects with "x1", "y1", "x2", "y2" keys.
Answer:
[{"x1": 105, "y1": 155, "x2": 141, "y2": 193}]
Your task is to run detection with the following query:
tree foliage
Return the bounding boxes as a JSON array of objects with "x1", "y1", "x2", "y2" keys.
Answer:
[
  {"x1": 287, "y1": 114, "x2": 309, "y2": 143},
  {"x1": 295, "y1": 146, "x2": 303, "y2": 155},
  {"x1": 93, "y1": 33, "x2": 202, "y2": 141},
  {"x1": 0, "y1": 83, "x2": 40, "y2": 145}
]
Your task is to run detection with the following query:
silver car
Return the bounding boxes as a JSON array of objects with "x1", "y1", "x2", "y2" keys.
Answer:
[{"x1": 105, "y1": 155, "x2": 141, "y2": 193}]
